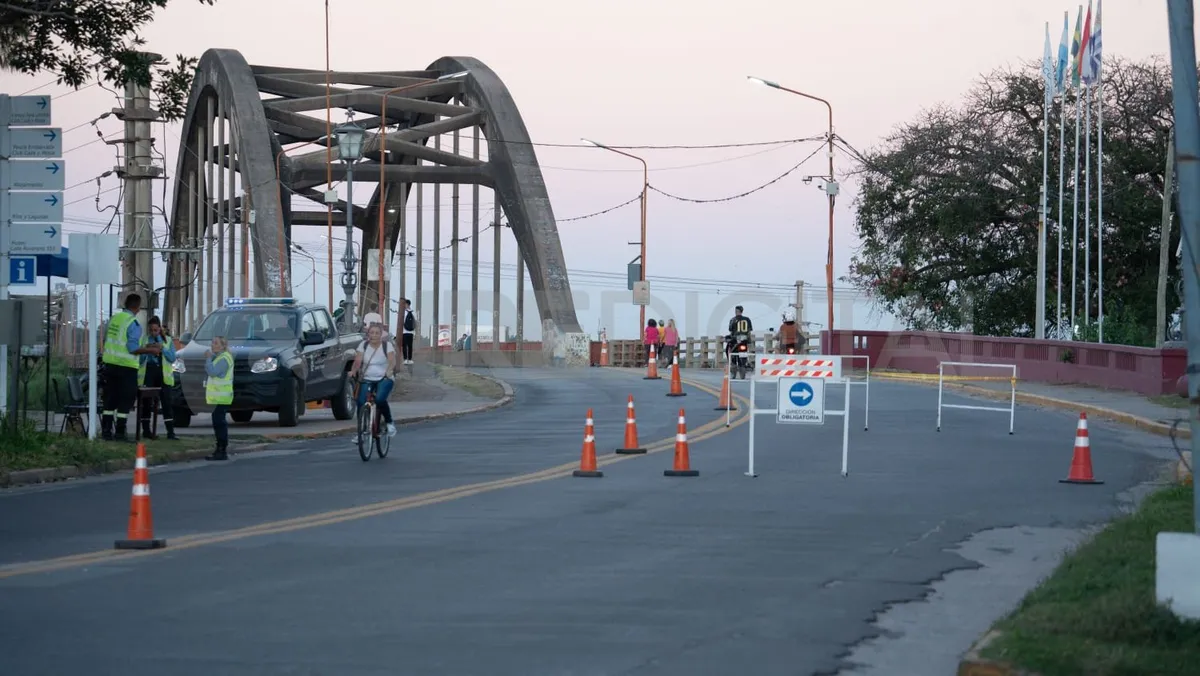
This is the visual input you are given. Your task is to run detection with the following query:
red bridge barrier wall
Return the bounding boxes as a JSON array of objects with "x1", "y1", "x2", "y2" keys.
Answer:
[{"x1": 820, "y1": 330, "x2": 1186, "y2": 396}]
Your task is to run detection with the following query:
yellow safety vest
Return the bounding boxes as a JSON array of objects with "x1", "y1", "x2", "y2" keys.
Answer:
[
  {"x1": 137, "y1": 335, "x2": 176, "y2": 387},
  {"x1": 102, "y1": 311, "x2": 139, "y2": 368},
  {"x1": 206, "y1": 352, "x2": 235, "y2": 405}
]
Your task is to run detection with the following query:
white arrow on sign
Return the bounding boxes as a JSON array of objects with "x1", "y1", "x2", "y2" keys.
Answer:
[
  {"x1": 7, "y1": 191, "x2": 63, "y2": 222},
  {"x1": 6, "y1": 160, "x2": 65, "y2": 190},
  {"x1": 2, "y1": 127, "x2": 62, "y2": 159},
  {"x1": 795, "y1": 389, "x2": 812, "y2": 403},
  {"x1": 6, "y1": 95, "x2": 52, "y2": 126},
  {"x1": 7, "y1": 222, "x2": 62, "y2": 255}
]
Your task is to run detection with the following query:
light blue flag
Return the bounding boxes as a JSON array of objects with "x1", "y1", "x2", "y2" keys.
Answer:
[
  {"x1": 1055, "y1": 11, "x2": 1070, "y2": 94},
  {"x1": 1043, "y1": 23, "x2": 1055, "y2": 105},
  {"x1": 1087, "y1": 0, "x2": 1103, "y2": 83}
]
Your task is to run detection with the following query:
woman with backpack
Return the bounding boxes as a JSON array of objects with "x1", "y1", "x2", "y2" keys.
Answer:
[{"x1": 349, "y1": 324, "x2": 398, "y2": 437}]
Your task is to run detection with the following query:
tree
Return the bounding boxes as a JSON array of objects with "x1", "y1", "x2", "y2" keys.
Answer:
[
  {"x1": 844, "y1": 56, "x2": 1176, "y2": 344},
  {"x1": 0, "y1": 1, "x2": 215, "y2": 121}
]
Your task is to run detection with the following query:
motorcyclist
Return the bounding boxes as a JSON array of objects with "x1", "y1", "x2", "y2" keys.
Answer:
[
  {"x1": 727, "y1": 306, "x2": 753, "y2": 338},
  {"x1": 777, "y1": 307, "x2": 800, "y2": 353},
  {"x1": 726, "y1": 306, "x2": 754, "y2": 378}
]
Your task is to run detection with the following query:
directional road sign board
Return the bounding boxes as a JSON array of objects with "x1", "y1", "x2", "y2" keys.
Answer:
[
  {"x1": 2, "y1": 127, "x2": 62, "y2": 159},
  {"x1": 8, "y1": 256, "x2": 38, "y2": 286},
  {"x1": 7, "y1": 160, "x2": 65, "y2": 190},
  {"x1": 7, "y1": 192, "x2": 63, "y2": 222},
  {"x1": 7, "y1": 223, "x2": 62, "y2": 255},
  {"x1": 6, "y1": 95, "x2": 52, "y2": 126},
  {"x1": 777, "y1": 376, "x2": 825, "y2": 424}
]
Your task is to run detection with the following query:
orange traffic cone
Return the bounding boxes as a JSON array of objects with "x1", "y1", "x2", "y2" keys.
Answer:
[
  {"x1": 666, "y1": 356, "x2": 687, "y2": 397},
  {"x1": 1060, "y1": 412, "x2": 1104, "y2": 485},
  {"x1": 664, "y1": 408, "x2": 699, "y2": 477},
  {"x1": 615, "y1": 395, "x2": 647, "y2": 454},
  {"x1": 573, "y1": 408, "x2": 604, "y2": 478},
  {"x1": 714, "y1": 367, "x2": 736, "y2": 411},
  {"x1": 643, "y1": 344, "x2": 661, "y2": 380},
  {"x1": 115, "y1": 443, "x2": 167, "y2": 550}
]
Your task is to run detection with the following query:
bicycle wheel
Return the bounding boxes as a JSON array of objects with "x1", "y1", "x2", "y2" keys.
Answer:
[
  {"x1": 375, "y1": 416, "x2": 391, "y2": 459},
  {"x1": 357, "y1": 402, "x2": 374, "y2": 462}
]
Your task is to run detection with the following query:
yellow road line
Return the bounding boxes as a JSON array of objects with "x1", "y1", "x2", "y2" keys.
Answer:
[{"x1": 0, "y1": 378, "x2": 750, "y2": 580}]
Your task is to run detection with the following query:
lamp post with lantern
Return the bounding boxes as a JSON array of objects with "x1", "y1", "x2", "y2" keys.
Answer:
[{"x1": 334, "y1": 112, "x2": 367, "y2": 329}]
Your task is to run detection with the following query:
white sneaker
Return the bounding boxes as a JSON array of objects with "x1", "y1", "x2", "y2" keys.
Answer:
[{"x1": 386, "y1": 423, "x2": 397, "y2": 437}]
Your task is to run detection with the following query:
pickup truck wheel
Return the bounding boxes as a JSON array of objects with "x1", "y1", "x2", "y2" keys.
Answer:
[
  {"x1": 331, "y1": 372, "x2": 354, "y2": 421},
  {"x1": 278, "y1": 377, "x2": 302, "y2": 427},
  {"x1": 230, "y1": 410, "x2": 254, "y2": 423}
]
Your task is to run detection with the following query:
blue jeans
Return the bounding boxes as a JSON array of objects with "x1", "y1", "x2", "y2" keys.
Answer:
[
  {"x1": 356, "y1": 378, "x2": 394, "y2": 424},
  {"x1": 212, "y1": 404, "x2": 229, "y2": 445}
]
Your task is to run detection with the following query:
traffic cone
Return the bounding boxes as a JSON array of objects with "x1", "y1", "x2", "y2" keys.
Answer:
[
  {"x1": 714, "y1": 367, "x2": 736, "y2": 411},
  {"x1": 573, "y1": 408, "x2": 603, "y2": 478},
  {"x1": 615, "y1": 395, "x2": 647, "y2": 454},
  {"x1": 1059, "y1": 412, "x2": 1104, "y2": 485},
  {"x1": 114, "y1": 443, "x2": 167, "y2": 550},
  {"x1": 643, "y1": 344, "x2": 661, "y2": 380},
  {"x1": 664, "y1": 408, "x2": 699, "y2": 477},
  {"x1": 666, "y1": 356, "x2": 687, "y2": 397}
]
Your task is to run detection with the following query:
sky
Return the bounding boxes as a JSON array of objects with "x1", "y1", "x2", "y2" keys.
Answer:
[{"x1": 0, "y1": 0, "x2": 1182, "y2": 342}]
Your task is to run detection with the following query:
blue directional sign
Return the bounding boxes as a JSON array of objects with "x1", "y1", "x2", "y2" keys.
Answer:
[
  {"x1": 8, "y1": 256, "x2": 38, "y2": 287},
  {"x1": 7, "y1": 95, "x2": 52, "y2": 126},
  {"x1": 8, "y1": 159, "x2": 65, "y2": 190},
  {"x1": 3, "y1": 127, "x2": 62, "y2": 158},
  {"x1": 7, "y1": 191, "x2": 63, "y2": 222},
  {"x1": 777, "y1": 376, "x2": 825, "y2": 424},
  {"x1": 7, "y1": 223, "x2": 62, "y2": 255}
]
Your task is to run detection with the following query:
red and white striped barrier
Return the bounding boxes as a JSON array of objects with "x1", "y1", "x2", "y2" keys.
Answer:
[{"x1": 755, "y1": 356, "x2": 842, "y2": 380}]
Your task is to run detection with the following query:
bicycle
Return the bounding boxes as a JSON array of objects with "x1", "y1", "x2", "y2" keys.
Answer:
[{"x1": 353, "y1": 375, "x2": 392, "y2": 462}]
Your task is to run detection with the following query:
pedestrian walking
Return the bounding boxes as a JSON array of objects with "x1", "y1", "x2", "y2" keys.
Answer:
[
  {"x1": 204, "y1": 336, "x2": 234, "y2": 461},
  {"x1": 101, "y1": 293, "x2": 162, "y2": 442},
  {"x1": 662, "y1": 319, "x2": 679, "y2": 365},
  {"x1": 399, "y1": 298, "x2": 415, "y2": 365},
  {"x1": 644, "y1": 319, "x2": 659, "y2": 364},
  {"x1": 137, "y1": 316, "x2": 180, "y2": 440}
]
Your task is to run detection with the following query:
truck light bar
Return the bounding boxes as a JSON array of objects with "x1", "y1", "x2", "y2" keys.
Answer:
[{"x1": 225, "y1": 297, "x2": 296, "y2": 306}]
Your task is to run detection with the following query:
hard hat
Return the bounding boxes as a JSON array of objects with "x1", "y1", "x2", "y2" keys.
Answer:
[{"x1": 782, "y1": 307, "x2": 796, "y2": 323}]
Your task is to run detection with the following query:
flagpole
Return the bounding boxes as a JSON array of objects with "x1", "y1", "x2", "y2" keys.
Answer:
[
  {"x1": 1071, "y1": 85, "x2": 1082, "y2": 334},
  {"x1": 1096, "y1": 68, "x2": 1105, "y2": 341},
  {"x1": 1084, "y1": 84, "x2": 1093, "y2": 332},
  {"x1": 1038, "y1": 59, "x2": 1051, "y2": 339},
  {"x1": 1057, "y1": 90, "x2": 1067, "y2": 334}
]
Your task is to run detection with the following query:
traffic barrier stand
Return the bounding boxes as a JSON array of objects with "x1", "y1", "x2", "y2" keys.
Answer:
[
  {"x1": 936, "y1": 361, "x2": 1016, "y2": 434},
  {"x1": 615, "y1": 395, "x2": 647, "y2": 454},
  {"x1": 744, "y1": 355, "x2": 851, "y2": 478},
  {"x1": 666, "y1": 356, "x2": 687, "y2": 397},
  {"x1": 114, "y1": 443, "x2": 167, "y2": 550},
  {"x1": 842, "y1": 354, "x2": 871, "y2": 431},
  {"x1": 573, "y1": 408, "x2": 603, "y2": 478},
  {"x1": 664, "y1": 408, "x2": 699, "y2": 477},
  {"x1": 643, "y1": 344, "x2": 661, "y2": 380},
  {"x1": 1060, "y1": 412, "x2": 1103, "y2": 485}
]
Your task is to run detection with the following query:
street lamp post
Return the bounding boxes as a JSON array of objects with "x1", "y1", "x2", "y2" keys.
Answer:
[
  {"x1": 748, "y1": 76, "x2": 839, "y2": 337},
  {"x1": 335, "y1": 113, "x2": 367, "y2": 329},
  {"x1": 583, "y1": 138, "x2": 648, "y2": 340}
]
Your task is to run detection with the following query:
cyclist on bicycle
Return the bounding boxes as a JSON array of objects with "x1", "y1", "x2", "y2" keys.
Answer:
[{"x1": 348, "y1": 323, "x2": 397, "y2": 437}]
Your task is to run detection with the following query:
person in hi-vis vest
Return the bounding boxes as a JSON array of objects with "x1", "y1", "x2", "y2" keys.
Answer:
[
  {"x1": 204, "y1": 336, "x2": 235, "y2": 461},
  {"x1": 101, "y1": 293, "x2": 163, "y2": 442},
  {"x1": 137, "y1": 316, "x2": 180, "y2": 440}
]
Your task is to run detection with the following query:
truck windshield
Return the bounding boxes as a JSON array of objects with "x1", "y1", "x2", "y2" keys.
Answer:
[{"x1": 193, "y1": 309, "x2": 299, "y2": 342}]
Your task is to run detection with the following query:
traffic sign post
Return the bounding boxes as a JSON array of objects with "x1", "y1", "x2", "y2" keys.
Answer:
[
  {"x1": 2, "y1": 93, "x2": 66, "y2": 416},
  {"x1": 744, "y1": 354, "x2": 852, "y2": 478}
]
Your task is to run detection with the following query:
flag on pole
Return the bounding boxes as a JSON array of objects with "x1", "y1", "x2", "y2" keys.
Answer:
[
  {"x1": 1088, "y1": 0, "x2": 1104, "y2": 83},
  {"x1": 1056, "y1": 11, "x2": 1070, "y2": 94},
  {"x1": 1080, "y1": 1, "x2": 1096, "y2": 85},
  {"x1": 1043, "y1": 23, "x2": 1055, "y2": 105},
  {"x1": 1070, "y1": 5, "x2": 1084, "y2": 89}
]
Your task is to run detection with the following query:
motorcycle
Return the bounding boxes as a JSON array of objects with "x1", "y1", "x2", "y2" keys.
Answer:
[{"x1": 727, "y1": 332, "x2": 752, "y2": 379}]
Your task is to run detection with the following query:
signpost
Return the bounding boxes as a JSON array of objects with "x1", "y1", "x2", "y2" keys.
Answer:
[
  {"x1": 777, "y1": 376, "x2": 825, "y2": 424},
  {"x1": 2, "y1": 93, "x2": 67, "y2": 415}
]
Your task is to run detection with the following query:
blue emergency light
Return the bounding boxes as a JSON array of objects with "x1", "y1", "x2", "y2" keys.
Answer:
[{"x1": 225, "y1": 297, "x2": 296, "y2": 306}]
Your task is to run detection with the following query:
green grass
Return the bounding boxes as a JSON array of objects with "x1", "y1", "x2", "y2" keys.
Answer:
[
  {"x1": 1149, "y1": 394, "x2": 1191, "y2": 410},
  {"x1": 433, "y1": 366, "x2": 505, "y2": 400},
  {"x1": 0, "y1": 418, "x2": 256, "y2": 474},
  {"x1": 981, "y1": 484, "x2": 1200, "y2": 675}
]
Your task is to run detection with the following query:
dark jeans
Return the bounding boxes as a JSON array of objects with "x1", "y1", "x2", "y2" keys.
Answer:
[
  {"x1": 356, "y1": 378, "x2": 394, "y2": 424},
  {"x1": 212, "y1": 404, "x2": 229, "y2": 446},
  {"x1": 141, "y1": 366, "x2": 176, "y2": 433},
  {"x1": 401, "y1": 333, "x2": 414, "y2": 360},
  {"x1": 101, "y1": 364, "x2": 138, "y2": 437}
]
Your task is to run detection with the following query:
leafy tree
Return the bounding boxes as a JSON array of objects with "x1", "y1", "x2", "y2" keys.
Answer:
[
  {"x1": 0, "y1": 1, "x2": 215, "y2": 121},
  {"x1": 844, "y1": 56, "x2": 1176, "y2": 343}
]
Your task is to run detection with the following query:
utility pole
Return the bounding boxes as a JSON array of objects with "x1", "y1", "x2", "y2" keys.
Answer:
[
  {"x1": 794, "y1": 280, "x2": 806, "y2": 345},
  {"x1": 114, "y1": 54, "x2": 164, "y2": 327},
  {"x1": 1157, "y1": 127, "x2": 1177, "y2": 347}
]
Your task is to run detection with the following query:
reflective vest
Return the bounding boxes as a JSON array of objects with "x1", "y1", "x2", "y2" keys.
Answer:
[
  {"x1": 102, "y1": 311, "x2": 139, "y2": 368},
  {"x1": 137, "y1": 335, "x2": 176, "y2": 387},
  {"x1": 206, "y1": 352, "x2": 235, "y2": 405}
]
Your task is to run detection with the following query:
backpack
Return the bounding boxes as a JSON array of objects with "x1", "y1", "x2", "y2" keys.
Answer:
[{"x1": 403, "y1": 310, "x2": 415, "y2": 331}]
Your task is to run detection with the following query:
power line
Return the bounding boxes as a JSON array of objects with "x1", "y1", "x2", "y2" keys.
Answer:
[{"x1": 648, "y1": 144, "x2": 825, "y2": 204}]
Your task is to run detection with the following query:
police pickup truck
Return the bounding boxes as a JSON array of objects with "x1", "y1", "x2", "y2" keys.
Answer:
[{"x1": 170, "y1": 297, "x2": 361, "y2": 428}]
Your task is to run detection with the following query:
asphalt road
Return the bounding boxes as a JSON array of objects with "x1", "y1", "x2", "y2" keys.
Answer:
[{"x1": 0, "y1": 367, "x2": 1180, "y2": 675}]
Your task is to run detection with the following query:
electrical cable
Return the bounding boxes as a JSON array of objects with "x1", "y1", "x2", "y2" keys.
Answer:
[{"x1": 648, "y1": 143, "x2": 826, "y2": 203}]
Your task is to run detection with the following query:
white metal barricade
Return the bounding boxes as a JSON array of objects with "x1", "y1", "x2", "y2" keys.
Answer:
[
  {"x1": 841, "y1": 354, "x2": 871, "y2": 431},
  {"x1": 745, "y1": 354, "x2": 852, "y2": 478},
  {"x1": 936, "y1": 361, "x2": 1017, "y2": 434}
]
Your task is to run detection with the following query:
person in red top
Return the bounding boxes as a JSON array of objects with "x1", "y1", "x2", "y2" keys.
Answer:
[{"x1": 644, "y1": 319, "x2": 660, "y2": 363}]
